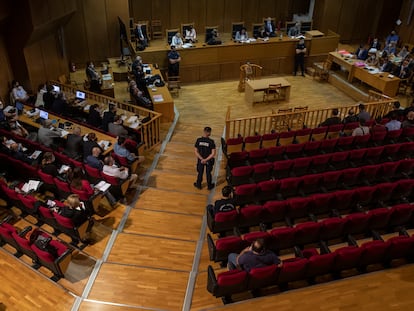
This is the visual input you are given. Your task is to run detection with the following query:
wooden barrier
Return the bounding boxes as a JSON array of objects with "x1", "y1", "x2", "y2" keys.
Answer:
[
  {"x1": 225, "y1": 90, "x2": 397, "y2": 139},
  {"x1": 50, "y1": 81, "x2": 162, "y2": 150}
]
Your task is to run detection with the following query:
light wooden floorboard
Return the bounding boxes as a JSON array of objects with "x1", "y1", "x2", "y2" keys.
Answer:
[{"x1": 156, "y1": 154, "x2": 197, "y2": 174}]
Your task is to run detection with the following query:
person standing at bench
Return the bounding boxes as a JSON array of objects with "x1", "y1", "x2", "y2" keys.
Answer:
[
  {"x1": 294, "y1": 38, "x2": 306, "y2": 76},
  {"x1": 168, "y1": 45, "x2": 181, "y2": 77},
  {"x1": 194, "y1": 126, "x2": 216, "y2": 190}
]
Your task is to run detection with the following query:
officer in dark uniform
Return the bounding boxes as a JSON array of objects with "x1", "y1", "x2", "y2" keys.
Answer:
[
  {"x1": 168, "y1": 45, "x2": 181, "y2": 76},
  {"x1": 294, "y1": 38, "x2": 306, "y2": 76},
  {"x1": 194, "y1": 126, "x2": 216, "y2": 190}
]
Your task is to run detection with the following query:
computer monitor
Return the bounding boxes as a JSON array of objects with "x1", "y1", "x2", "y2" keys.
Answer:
[
  {"x1": 76, "y1": 91, "x2": 86, "y2": 100},
  {"x1": 39, "y1": 110, "x2": 49, "y2": 120},
  {"x1": 52, "y1": 85, "x2": 60, "y2": 92}
]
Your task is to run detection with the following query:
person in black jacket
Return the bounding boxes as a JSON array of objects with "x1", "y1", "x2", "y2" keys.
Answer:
[
  {"x1": 87, "y1": 104, "x2": 102, "y2": 128},
  {"x1": 102, "y1": 103, "x2": 116, "y2": 132},
  {"x1": 59, "y1": 194, "x2": 90, "y2": 227}
]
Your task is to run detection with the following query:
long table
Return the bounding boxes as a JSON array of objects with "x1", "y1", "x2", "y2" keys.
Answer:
[
  {"x1": 245, "y1": 77, "x2": 291, "y2": 104},
  {"x1": 328, "y1": 52, "x2": 400, "y2": 97}
]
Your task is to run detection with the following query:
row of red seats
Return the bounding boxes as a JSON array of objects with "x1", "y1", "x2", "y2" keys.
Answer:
[
  {"x1": 207, "y1": 203, "x2": 414, "y2": 263},
  {"x1": 207, "y1": 231, "x2": 414, "y2": 302},
  {"x1": 228, "y1": 148, "x2": 414, "y2": 186},
  {"x1": 224, "y1": 123, "x2": 414, "y2": 154},
  {"x1": 231, "y1": 161, "x2": 413, "y2": 206},
  {"x1": 0, "y1": 220, "x2": 73, "y2": 281},
  {"x1": 207, "y1": 179, "x2": 414, "y2": 235},
  {"x1": 227, "y1": 137, "x2": 414, "y2": 169}
]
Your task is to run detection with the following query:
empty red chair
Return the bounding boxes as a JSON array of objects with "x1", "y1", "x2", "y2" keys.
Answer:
[
  {"x1": 11, "y1": 231, "x2": 37, "y2": 259},
  {"x1": 303, "y1": 248, "x2": 336, "y2": 280},
  {"x1": 17, "y1": 194, "x2": 38, "y2": 216},
  {"x1": 248, "y1": 148, "x2": 268, "y2": 165},
  {"x1": 54, "y1": 177, "x2": 71, "y2": 199},
  {"x1": 370, "y1": 130, "x2": 387, "y2": 146},
  {"x1": 321, "y1": 170, "x2": 342, "y2": 191},
  {"x1": 309, "y1": 192, "x2": 335, "y2": 215},
  {"x1": 320, "y1": 138, "x2": 338, "y2": 154},
  {"x1": 381, "y1": 143, "x2": 403, "y2": 162},
  {"x1": 355, "y1": 185, "x2": 377, "y2": 208},
  {"x1": 385, "y1": 128, "x2": 403, "y2": 144},
  {"x1": 244, "y1": 135, "x2": 261, "y2": 152},
  {"x1": 69, "y1": 157, "x2": 84, "y2": 169},
  {"x1": 402, "y1": 126, "x2": 414, "y2": 141},
  {"x1": 387, "y1": 235, "x2": 414, "y2": 260},
  {"x1": 368, "y1": 207, "x2": 392, "y2": 231},
  {"x1": 294, "y1": 221, "x2": 322, "y2": 246},
  {"x1": 291, "y1": 157, "x2": 312, "y2": 177},
  {"x1": 208, "y1": 210, "x2": 239, "y2": 235},
  {"x1": 227, "y1": 151, "x2": 249, "y2": 168},
  {"x1": 287, "y1": 197, "x2": 313, "y2": 220},
  {"x1": 273, "y1": 159, "x2": 294, "y2": 179},
  {"x1": 0, "y1": 222, "x2": 19, "y2": 251},
  {"x1": 352, "y1": 134, "x2": 371, "y2": 148},
  {"x1": 285, "y1": 143, "x2": 305, "y2": 159},
  {"x1": 336, "y1": 135, "x2": 355, "y2": 151},
  {"x1": 248, "y1": 264, "x2": 279, "y2": 290},
  {"x1": 311, "y1": 153, "x2": 331, "y2": 173},
  {"x1": 329, "y1": 151, "x2": 349, "y2": 170},
  {"x1": 262, "y1": 200, "x2": 288, "y2": 225},
  {"x1": 303, "y1": 140, "x2": 322, "y2": 156},
  {"x1": 380, "y1": 161, "x2": 399, "y2": 181},
  {"x1": 332, "y1": 189, "x2": 357, "y2": 212},
  {"x1": 360, "y1": 164, "x2": 382, "y2": 185},
  {"x1": 398, "y1": 141, "x2": 414, "y2": 159},
  {"x1": 327, "y1": 124, "x2": 344, "y2": 139},
  {"x1": 278, "y1": 131, "x2": 295, "y2": 146},
  {"x1": 234, "y1": 184, "x2": 257, "y2": 206},
  {"x1": 207, "y1": 234, "x2": 248, "y2": 263},
  {"x1": 251, "y1": 162, "x2": 273, "y2": 183},
  {"x1": 344, "y1": 212, "x2": 371, "y2": 235},
  {"x1": 359, "y1": 240, "x2": 389, "y2": 268},
  {"x1": 374, "y1": 182, "x2": 397, "y2": 205},
  {"x1": 341, "y1": 167, "x2": 362, "y2": 188},
  {"x1": 266, "y1": 146, "x2": 285, "y2": 162},
  {"x1": 53, "y1": 151, "x2": 72, "y2": 165},
  {"x1": 389, "y1": 204, "x2": 414, "y2": 228},
  {"x1": 276, "y1": 258, "x2": 308, "y2": 287},
  {"x1": 241, "y1": 231, "x2": 271, "y2": 244},
  {"x1": 256, "y1": 180, "x2": 280, "y2": 202},
  {"x1": 37, "y1": 169, "x2": 56, "y2": 187},
  {"x1": 365, "y1": 146, "x2": 384, "y2": 164},
  {"x1": 261, "y1": 132, "x2": 279, "y2": 148},
  {"x1": 229, "y1": 166, "x2": 254, "y2": 186},
  {"x1": 279, "y1": 177, "x2": 302, "y2": 199},
  {"x1": 294, "y1": 128, "x2": 312, "y2": 144},
  {"x1": 38, "y1": 206, "x2": 58, "y2": 229},
  {"x1": 310, "y1": 126, "x2": 328, "y2": 141},
  {"x1": 332, "y1": 245, "x2": 363, "y2": 273},
  {"x1": 238, "y1": 205, "x2": 264, "y2": 229},
  {"x1": 84, "y1": 164, "x2": 103, "y2": 184},
  {"x1": 395, "y1": 159, "x2": 414, "y2": 179},
  {"x1": 225, "y1": 137, "x2": 244, "y2": 155},
  {"x1": 319, "y1": 217, "x2": 346, "y2": 241},
  {"x1": 392, "y1": 179, "x2": 414, "y2": 202},
  {"x1": 301, "y1": 173, "x2": 323, "y2": 195},
  {"x1": 207, "y1": 266, "x2": 248, "y2": 301},
  {"x1": 348, "y1": 148, "x2": 366, "y2": 167},
  {"x1": 268, "y1": 227, "x2": 296, "y2": 252}
]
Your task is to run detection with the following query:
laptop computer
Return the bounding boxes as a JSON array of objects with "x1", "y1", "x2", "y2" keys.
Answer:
[
  {"x1": 76, "y1": 90, "x2": 86, "y2": 100},
  {"x1": 35, "y1": 110, "x2": 49, "y2": 123}
]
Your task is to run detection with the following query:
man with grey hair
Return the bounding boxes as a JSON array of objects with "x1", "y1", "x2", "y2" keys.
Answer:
[{"x1": 38, "y1": 119, "x2": 61, "y2": 147}]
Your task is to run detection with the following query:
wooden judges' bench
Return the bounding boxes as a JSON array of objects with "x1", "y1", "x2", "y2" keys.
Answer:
[
  {"x1": 48, "y1": 81, "x2": 162, "y2": 151},
  {"x1": 138, "y1": 30, "x2": 340, "y2": 83}
]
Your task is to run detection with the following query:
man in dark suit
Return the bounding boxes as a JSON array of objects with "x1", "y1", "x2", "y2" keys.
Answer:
[
  {"x1": 264, "y1": 17, "x2": 276, "y2": 37},
  {"x1": 102, "y1": 103, "x2": 116, "y2": 132},
  {"x1": 393, "y1": 59, "x2": 411, "y2": 79},
  {"x1": 64, "y1": 127, "x2": 83, "y2": 159}
]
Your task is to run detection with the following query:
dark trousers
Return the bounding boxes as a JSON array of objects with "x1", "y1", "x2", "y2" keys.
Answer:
[
  {"x1": 168, "y1": 63, "x2": 180, "y2": 76},
  {"x1": 294, "y1": 57, "x2": 305, "y2": 75},
  {"x1": 196, "y1": 159, "x2": 214, "y2": 187}
]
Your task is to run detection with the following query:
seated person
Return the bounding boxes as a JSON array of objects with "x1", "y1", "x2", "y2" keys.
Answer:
[
  {"x1": 9, "y1": 142, "x2": 33, "y2": 164},
  {"x1": 402, "y1": 111, "x2": 414, "y2": 128},
  {"x1": 227, "y1": 238, "x2": 281, "y2": 271},
  {"x1": 129, "y1": 80, "x2": 153, "y2": 110},
  {"x1": 85, "y1": 61, "x2": 101, "y2": 94},
  {"x1": 51, "y1": 92, "x2": 68, "y2": 115},
  {"x1": 171, "y1": 32, "x2": 184, "y2": 48},
  {"x1": 102, "y1": 155, "x2": 139, "y2": 189},
  {"x1": 319, "y1": 108, "x2": 341, "y2": 127},
  {"x1": 386, "y1": 30, "x2": 399, "y2": 46},
  {"x1": 135, "y1": 24, "x2": 149, "y2": 49},
  {"x1": 288, "y1": 22, "x2": 301, "y2": 37},
  {"x1": 384, "y1": 101, "x2": 405, "y2": 119},
  {"x1": 43, "y1": 84, "x2": 55, "y2": 110},
  {"x1": 184, "y1": 25, "x2": 197, "y2": 43},
  {"x1": 83, "y1": 132, "x2": 103, "y2": 160},
  {"x1": 235, "y1": 27, "x2": 249, "y2": 42},
  {"x1": 8, "y1": 116, "x2": 29, "y2": 138},
  {"x1": 383, "y1": 42, "x2": 397, "y2": 56},
  {"x1": 379, "y1": 55, "x2": 393, "y2": 72},
  {"x1": 41, "y1": 152, "x2": 59, "y2": 177},
  {"x1": 355, "y1": 44, "x2": 369, "y2": 60},
  {"x1": 113, "y1": 136, "x2": 144, "y2": 164},
  {"x1": 352, "y1": 119, "x2": 370, "y2": 136},
  {"x1": 68, "y1": 167, "x2": 94, "y2": 195},
  {"x1": 35, "y1": 83, "x2": 46, "y2": 108},
  {"x1": 253, "y1": 26, "x2": 266, "y2": 39},
  {"x1": 11, "y1": 80, "x2": 30, "y2": 114},
  {"x1": 385, "y1": 112, "x2": 402, "y2": 131},
  {"x1": 365, "y1": 49, "x2": 379, "y2": 67},
  {"x1": 398, "y1": 45, "x2": 410, "y2": 59},
  {"x1": 38, "y1": 119, "x2": 62, "y2": 148},
  {"x1": 264, "y1": 17, "x2": 276, "y2": 37},
  {"x1": 207, "y1": 185, "x2": 235, "y2": 216},
  {"x1": 342, "y1": 108, "x2": 359, "y2": 124},
  {"x1": 64, "y1": 127, "x2": 83, "y2": 159},
  {"x1": 370, "y1": 117, "x2": 387, "y2": 135},
  {"x1": 108, "y1": 115, "x2": 128, "y2": 137},
  {"x1": 370, "y1": 37, "x2": 381, "y2": 50},
  {"x1": 357, "y1": 103, "x2": 371, "y2": 122},
  {"x1": 85, "y1": 147, "x2": 104, "y2": 171},
  {"x1": 87, "y1": 104, "x2": 102, "y2": 128},
  {"x1": 59, "y1": 194, "x2": 92, "y2": 227},
  {"x1": 206, "y1": 29, "x2": 222, "y2": 45},
  {"x1": 102, "y1": 103, "x2": 117, "y2": 132},
  {"x1": 393, "y1": 59, "x2": 411, "y2": 79}
]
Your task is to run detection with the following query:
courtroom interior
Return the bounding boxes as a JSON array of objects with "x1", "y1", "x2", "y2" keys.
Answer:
[{"x1": 1, "y1": 0, "x2": 414, "y2": 310}]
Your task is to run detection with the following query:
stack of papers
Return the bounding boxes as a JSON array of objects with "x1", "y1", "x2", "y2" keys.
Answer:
[
  {"x1": 127, "y1": 115, "x2": 138, "y2": 123},
  {"x1": 153, "y1": 95, "x2": 164, "y2": 102},
  {"x1": 59, "y1": 165, "x2": 71, "y2": 174},
  {"x1": 21, "y1": 180, "x2": 41, "y2": 193},
  {"x1": 95, "y1": 180, "x2": 111, "y2": 192}
]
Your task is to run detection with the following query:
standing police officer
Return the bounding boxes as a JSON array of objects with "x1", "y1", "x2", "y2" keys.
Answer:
[
  {"x1": 194, "y1": 127, "x2": 216, "y2": 190},
  {"x1": 294, "y1": 38, "x2": 306, "y2": 76}
]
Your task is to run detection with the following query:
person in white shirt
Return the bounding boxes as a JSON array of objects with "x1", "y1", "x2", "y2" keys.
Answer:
[
  {"x1": 184, "y1": 26, "x2": 197, "y2": 43},
  {"x1": 235, "y1": 27, "x2": 249, "y2": 42},
  {"x1": 102, "y1": 156, "x2": 139, "y2": 189},
  {"x1": 171, "y1": 32, "x2": 183, "y2": 48}
]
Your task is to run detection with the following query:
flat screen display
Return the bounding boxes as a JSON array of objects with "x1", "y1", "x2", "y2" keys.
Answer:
[
  {"x1": 39, "y1": 110, "x2": 49, "y2": 119},
  {"x1": 76, "y1": 91, "x2": 86, "y2": 99}
]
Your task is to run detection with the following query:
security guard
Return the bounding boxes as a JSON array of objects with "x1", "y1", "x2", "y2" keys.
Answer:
[{"x1": 194, "y1": 126, "x2": 216, "y2": 190}]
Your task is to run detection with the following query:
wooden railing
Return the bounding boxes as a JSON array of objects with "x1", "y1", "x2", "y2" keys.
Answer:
[
  {"x1": 225, "y1": 90, "x2": 397, "y2": 139},
  {"x1": 50, "y1": 81, "x2": 162, "y2": 150}
]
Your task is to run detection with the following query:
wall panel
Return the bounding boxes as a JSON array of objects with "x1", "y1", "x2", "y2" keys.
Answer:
[
  {"x1": 65, "y1": 0, "x2": 89, "y2": 63},
  {"x1": 224, "y1": 0, "x2": 243, "y2": 33},
  {"x1": 170, "y1": 0, "x2": 189, "y2": 29},
  {"x1": 189, "y1": 0, "x2": 206, "y2": 31},
  {"x1": 0, "y1": 34, "x2": 13, "y2": 100},
  {"x1": 206, "y1": 0, "x2": 225, "y2": 33}
]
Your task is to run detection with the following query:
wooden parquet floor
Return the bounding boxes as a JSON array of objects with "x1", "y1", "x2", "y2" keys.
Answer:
[{"x1": 2, "y1": 69, "x2": 414, "y2": 311}]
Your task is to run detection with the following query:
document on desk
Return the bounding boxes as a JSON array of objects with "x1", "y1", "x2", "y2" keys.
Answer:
[
  {"x1": 21, "y1": 180, "x2": 41, "y2": 193},
  {"x1": 153, "y1": 94, "x2": 164, "y2": 102},
  {"x1": 127, "y1": 115, "x2": 138, "y2": 123},
  {"x1": 99, "y1": 140, "x2": 111, "y2": 150},
  {"x1": 83, "y1": 104, "x2": 91, "y2": 111},
  {"x1": 60, "y1": 130, "x2": 70, "y2": 137},
  {"x1": 95, "y1": 180, "x2": 111, "y2": 192},
  {"x1": 58, "y1": 165, "x2": 71, "y2": 174},
  {"x1": 129, "y1": 121, "x2": 141, "y2": 129}
]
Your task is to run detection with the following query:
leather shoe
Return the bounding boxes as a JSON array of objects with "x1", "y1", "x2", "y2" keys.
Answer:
[
  {"x1": 208, "y1": 183, "x2": 215, "y2": 190},
  {"x1": 193, "y1": 182, "x2": 202, "y2": 190}
]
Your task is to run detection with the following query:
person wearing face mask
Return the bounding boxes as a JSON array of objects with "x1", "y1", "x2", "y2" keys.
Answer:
[
  {"x1": 365, "y1": 49, "x2": 379, "y2": 67},
  {"x1": 86, "y1": 61, "x2": 102, "y2": 94}
]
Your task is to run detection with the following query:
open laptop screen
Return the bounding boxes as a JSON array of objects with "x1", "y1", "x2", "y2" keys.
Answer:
[
  {"x1": 76, "y1": 91, "x2": 86, "y2": 100},
  {"x1": 39, "y1": 110, "x2": 49, "y2": 119}
]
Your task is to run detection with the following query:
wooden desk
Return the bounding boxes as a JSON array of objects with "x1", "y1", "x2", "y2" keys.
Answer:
[
  {"x1": 147, "y1": 67, "x2": 175, "y2": 123},
  {"x1": 245, "y1": 77, "x2": 291, "y2": 104},
  {"x1": 20, "y1": 107, "x2": 117, "y2": 155},
  {"x1": 328, "y1": 52, "x2": 400, "y2": 97}
]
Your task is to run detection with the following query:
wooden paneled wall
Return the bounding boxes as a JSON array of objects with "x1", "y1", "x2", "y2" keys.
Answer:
[
  {"x1": 0, "y1": 34, "x2": 13, "y2": 101},
  {"x1": 396, "y1": 0, "x2": 414, "y2": 46}
]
